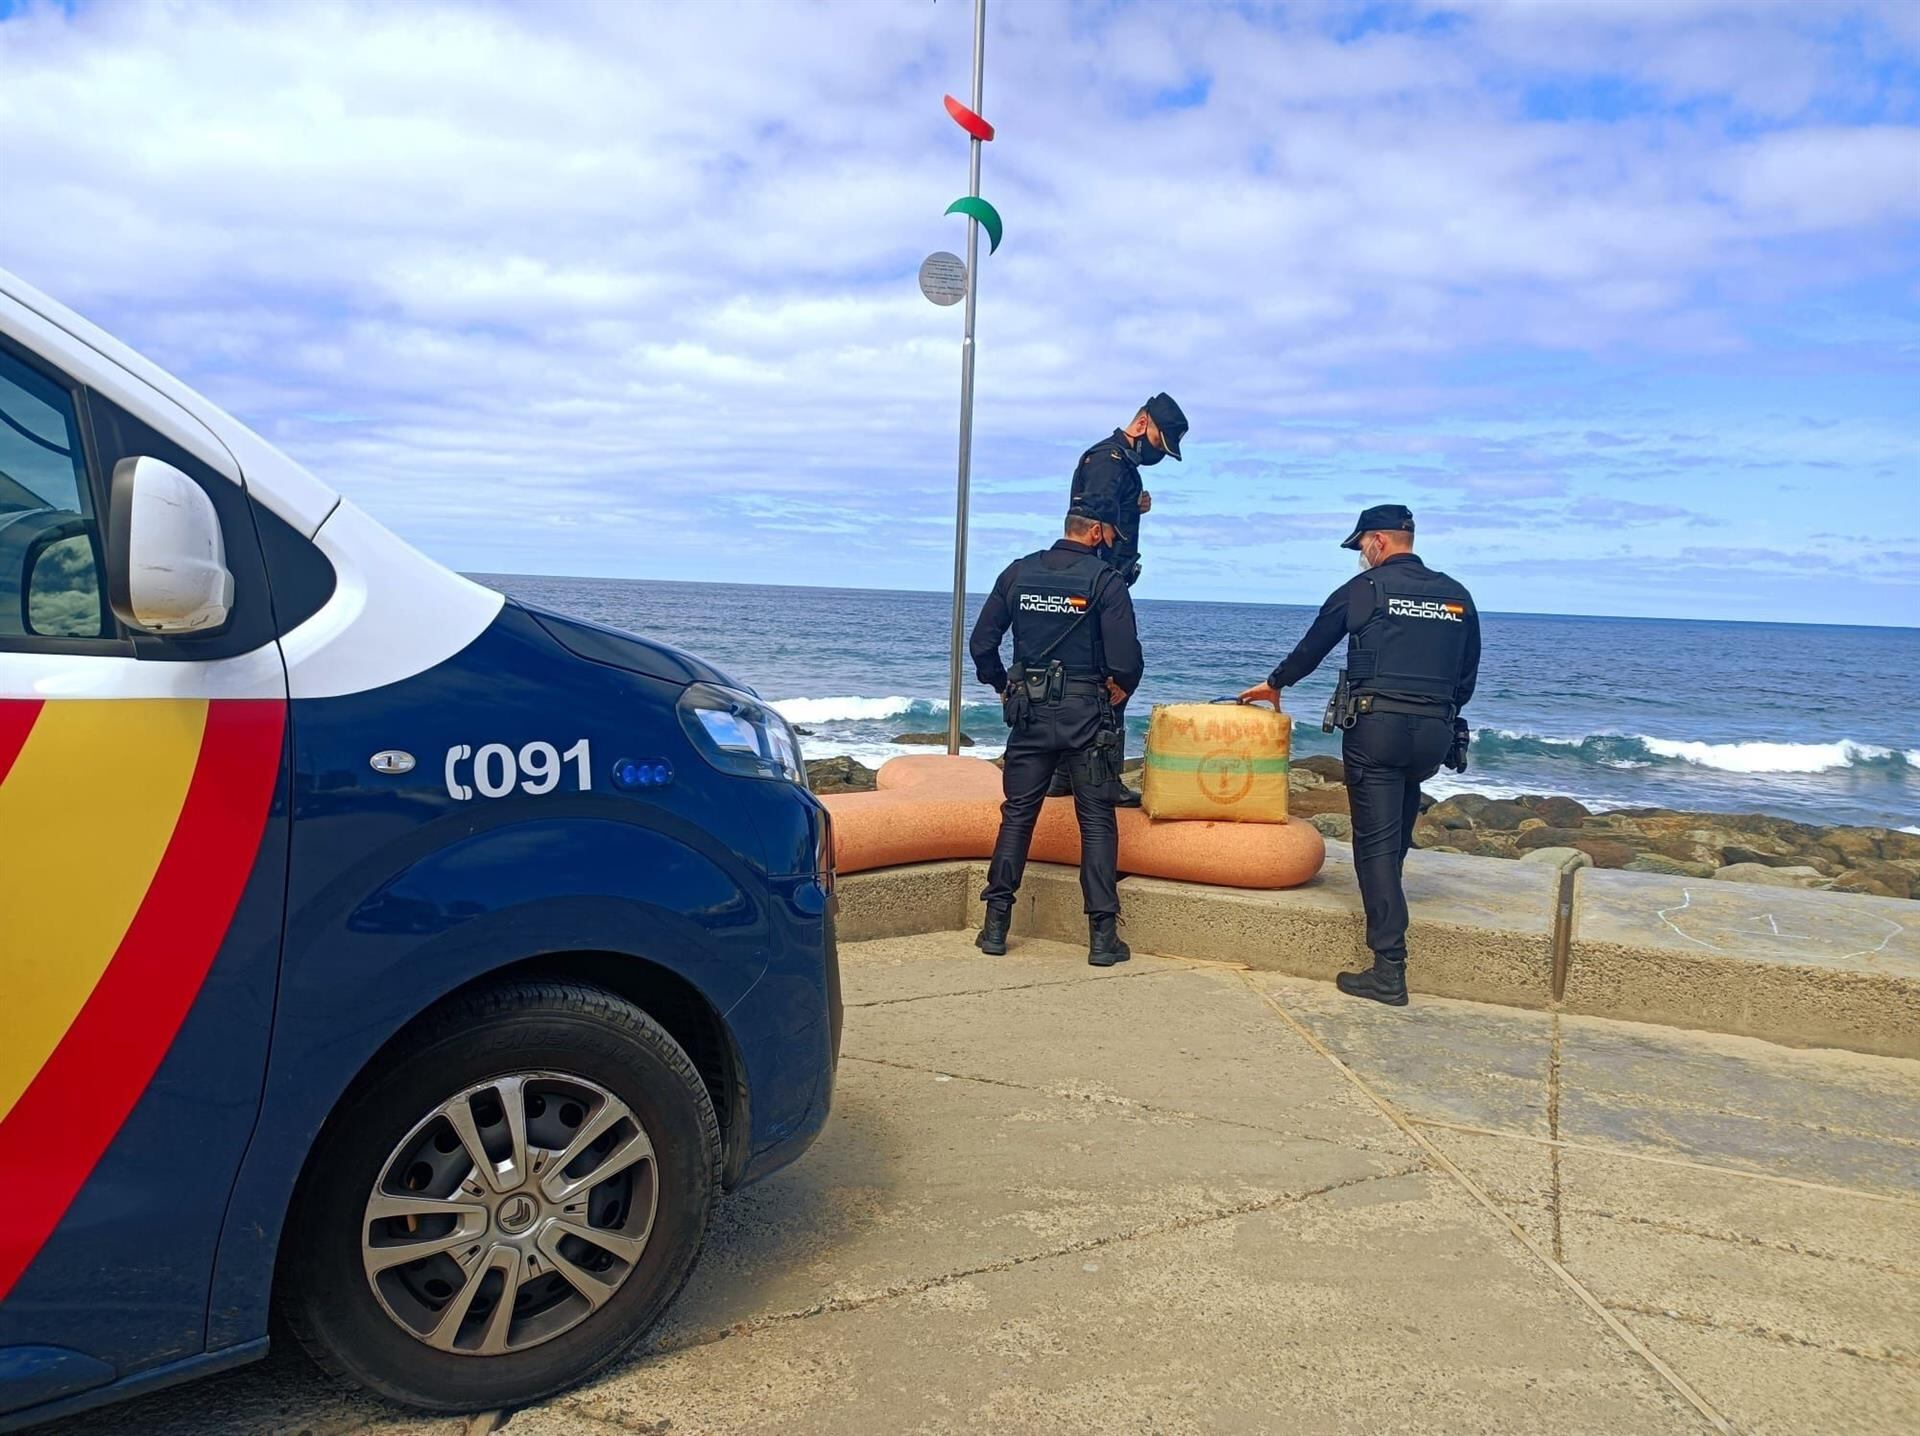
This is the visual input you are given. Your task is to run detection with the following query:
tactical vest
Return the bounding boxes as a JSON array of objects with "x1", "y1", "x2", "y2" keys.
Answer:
[
  {"x1": 1011, "y1": 549, "x2": 1110, "y2": 680},
  {"x1": 1345, "y1": 563, "x2": 1474, "y2": 706}
]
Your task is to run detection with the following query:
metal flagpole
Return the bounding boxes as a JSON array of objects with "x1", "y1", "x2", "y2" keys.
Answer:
[{"x1": 946, "y1": 0, "x2": 986, "y2": 756}]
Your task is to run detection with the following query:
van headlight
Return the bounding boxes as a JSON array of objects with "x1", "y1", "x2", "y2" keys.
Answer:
[{"x1": 677, "y1": 683, "x2": 808, "y2": 788}]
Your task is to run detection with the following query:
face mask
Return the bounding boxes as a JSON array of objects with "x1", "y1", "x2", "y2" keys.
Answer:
[
  {"x1": 1131, "y1": 433, "x2": 1165, "y2": 467},
  {"x1": 1357, "y1": 549, "x2": 1374, "y2": 572}
]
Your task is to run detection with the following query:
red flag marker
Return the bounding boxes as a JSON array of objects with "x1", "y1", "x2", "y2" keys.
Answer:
[{"x1": 944, "y1": 94, "x2": 995, "y2": 142}]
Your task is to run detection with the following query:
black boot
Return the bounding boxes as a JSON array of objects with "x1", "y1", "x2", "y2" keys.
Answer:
[
  {"x1": 1111, "y1": 783, "x2": 1142, "y2": 809},
  {"x1": 1335, "y1": 956, "x2": 1408, "y2": 1006},
  {"x1": 1088, "y1": 914, "x2": 1131, "y2": 967},
  {"x1": 976, "y1": 901, "x2": 1013, "y2": 956}
]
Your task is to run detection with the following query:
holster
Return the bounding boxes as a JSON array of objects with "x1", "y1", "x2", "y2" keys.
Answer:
[
  {"x1": 1083, "y1": 706, "x2": 1123, "y2": 788},
  {"x1": 1322, "y1": 669, "x2": 1353, "y2": 733},
  {"x1": 1445, "y1": 717, "x2": 1471, "y2": 774}
]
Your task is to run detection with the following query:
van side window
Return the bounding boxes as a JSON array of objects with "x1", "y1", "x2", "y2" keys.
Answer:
[{"x1": 0, "y1": 347, "x2": 109, "y2": 640}]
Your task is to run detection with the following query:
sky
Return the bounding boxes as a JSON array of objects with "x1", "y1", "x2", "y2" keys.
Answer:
[{"x1": 1, "y1": 0, "x2": 1916, "y2": 624}]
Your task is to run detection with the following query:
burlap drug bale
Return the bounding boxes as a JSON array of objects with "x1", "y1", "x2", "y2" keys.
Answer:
[{"x1": 1141, "y1": 702, "x2": 1292, "y2": 823}]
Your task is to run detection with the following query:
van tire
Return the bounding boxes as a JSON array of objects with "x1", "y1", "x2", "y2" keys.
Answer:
[{"x1": 280, "y1": 980, "x2": 722, "y2": 1412}]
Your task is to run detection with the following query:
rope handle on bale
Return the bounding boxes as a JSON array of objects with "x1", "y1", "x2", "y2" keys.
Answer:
[{"x1": 1212, "y1": 695, "x2": 1282, "y2": 712}]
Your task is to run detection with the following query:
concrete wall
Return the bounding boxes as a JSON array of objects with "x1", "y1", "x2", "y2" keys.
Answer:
[{"x1": 838, "y1": 843, "x2": 1920, "y2": 1059}]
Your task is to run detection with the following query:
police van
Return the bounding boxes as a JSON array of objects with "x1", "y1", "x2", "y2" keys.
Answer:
[{"x1": 0, "y1": 268, "x2": 839, "y2": 1428}]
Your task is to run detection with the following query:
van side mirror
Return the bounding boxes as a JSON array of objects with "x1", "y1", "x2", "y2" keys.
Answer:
[{"x1": 107, "y1": 456, "x2": 234, "y2": 635}]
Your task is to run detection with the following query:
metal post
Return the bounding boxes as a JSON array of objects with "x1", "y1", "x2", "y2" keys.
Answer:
[{"x1": 946, "y1": 0, "x2": 986, "y2": 756}]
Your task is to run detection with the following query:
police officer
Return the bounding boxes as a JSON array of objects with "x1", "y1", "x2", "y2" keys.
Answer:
[
  {"x1": 969, "y1": 495, "x2": 1145, "y2": 967},
  {"x1": 1069, "y1": 392, "x2": 1189, "y2": 590},
  {"x1": 1062, "y1": 392, "x2": 1187, "y2": 809},
  {"x1": 1239, "y1": 505, "x2": 1480, "y2": 1006}
]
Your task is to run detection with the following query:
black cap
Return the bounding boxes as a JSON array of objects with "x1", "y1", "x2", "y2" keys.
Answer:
[
  {"x1": 1144, "y1": 392, "x2": 1188, "y2": 460},
  {"x1": 1340, "y1": 503, "x2": 1415, "y2": 550},
  {"x1": 1069, "y1": 493, "x2": 1117, "y2": 526}
]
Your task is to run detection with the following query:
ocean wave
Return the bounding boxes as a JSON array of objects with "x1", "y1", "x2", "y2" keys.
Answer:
[
  {"x1": 771, "y1": 695, "x2": 925, "y2": 724},
  {"x1": 1638, "y1": 737, "x2": 1911, "y2": 774},
  {"x1": 1474, "y1": 729, "x2": 1914, "y2": 776},
  {"x1": 799, "y1": 737, "x2": 1007, "y2": 767}
]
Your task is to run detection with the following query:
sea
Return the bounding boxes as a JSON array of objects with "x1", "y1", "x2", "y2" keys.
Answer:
[{"x1": 478, "y1": 575, "x2": 1920, "y2": 833}]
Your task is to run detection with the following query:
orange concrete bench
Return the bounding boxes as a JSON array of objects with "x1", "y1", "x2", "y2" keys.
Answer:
[{"x1": 820, "y1": 754, "x2": 1325, "y2": 889}]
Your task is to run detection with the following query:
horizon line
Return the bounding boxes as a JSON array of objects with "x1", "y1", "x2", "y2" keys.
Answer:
[{"x1": 466, "y1": 570, "x2": 1920, "y2": 634}]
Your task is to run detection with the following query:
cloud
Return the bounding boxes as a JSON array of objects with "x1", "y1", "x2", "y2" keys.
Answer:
[{"x1": 0, "y1": 0, "x2": 1914, "y2": 623}]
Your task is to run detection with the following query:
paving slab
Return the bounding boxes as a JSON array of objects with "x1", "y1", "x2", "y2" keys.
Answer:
[
  {"x1": 848, "y1": 938, "x2": 1415, "y2": 1156},
  {"x1": 651, "y1": 1041, "x2": 1410, "y2": 1346},
  {"x1": 1603, "y1": 1315, "x2": 1920, "y2": 1436},
  {"x1": 1556, "y1": 1013, "x2": 1920, "y2": 1195},
  {"x1": 1251, "y1": 972, "x2": 1556, "y2": 1136},
  {"x1": 1253, "y1": 966, "x2": 1920, "y2": 1196},
  {"x1": 524, "y1": 1171, "x2": 1694, "y2": 1436},
  {"x1": 1567, "y1": 868, "x2": 1920, "y2": 1058},
  {"x1": 836, "y1": 924, "x2": 1170, "y2": 1007}
]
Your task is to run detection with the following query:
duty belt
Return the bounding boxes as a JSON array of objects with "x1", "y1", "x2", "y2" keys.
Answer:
[{"x1": 1353, "y1": 693, "x2": 1456, "y2": 720}]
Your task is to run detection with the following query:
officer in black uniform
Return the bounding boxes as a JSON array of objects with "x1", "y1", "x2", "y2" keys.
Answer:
[
  {"x1": 1061, "y1": 391, "x2": 1187, "y2": 809},
  {"x1": 968, "y1": 496, "x2": 1145, "y2": 967},
  {"x1": 1240, "y1": 504, "x2": 1480, "y2": 1006},
  {"x1": 1069, "y1": 392, "x2": 1189, "y2": 588}
]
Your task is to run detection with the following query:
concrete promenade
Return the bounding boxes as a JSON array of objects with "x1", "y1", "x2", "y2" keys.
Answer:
[{"x1": 70, "y1": 927, "x2": 1920, "y2": 1435}]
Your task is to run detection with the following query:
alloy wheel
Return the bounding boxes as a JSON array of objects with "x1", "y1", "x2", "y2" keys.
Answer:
[{"x1": 360, "y1": 1071, "x2": 658, "y2": 1356}]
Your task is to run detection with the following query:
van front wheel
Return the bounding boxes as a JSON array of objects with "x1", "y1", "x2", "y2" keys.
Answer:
[{"x1": 282, "y1": 981, "x2": 722, "y2": 1412}]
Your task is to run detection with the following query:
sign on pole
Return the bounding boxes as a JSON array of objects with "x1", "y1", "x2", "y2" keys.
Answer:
[{"x1": 919, "y1": 251, "x2": 968, "y2": 307}]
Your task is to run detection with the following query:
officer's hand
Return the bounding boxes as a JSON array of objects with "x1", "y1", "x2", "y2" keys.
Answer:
[
  {"x1": 1105, "y1": 678, "x2": 1129, "y2": 707},
  {"x1": 1238, "y1": 682, "x2": 1281, "y2": 708},
  {"x1": 1137, "y1": 490, "x2": 1152, "y2": 513}
]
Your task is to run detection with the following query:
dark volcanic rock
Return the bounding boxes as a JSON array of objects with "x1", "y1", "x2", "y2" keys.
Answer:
[
  {"x1": 1475, "y1": 800, "x2": 1537, "y2": 831},
  {"x1": 1515, "y1": 825, "x2": 1587, "y2": 851},
  {"x1": 1297, "y1": 754, "x2": 1347, "y2": 783},
  {"x1": 1534, "y1": 796, "x2": 1591, "y2": 827},
  {"x1": 806, "y1": 755, "x2": 877, "y2": 793},
  {"x1": 893, "y1": 731, "x2": 973, "y2": 747}
]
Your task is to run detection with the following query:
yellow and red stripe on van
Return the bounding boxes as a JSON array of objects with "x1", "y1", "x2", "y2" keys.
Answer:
[{"x1": 0, "y1": 697, "x2": 283, "y2": 1303}]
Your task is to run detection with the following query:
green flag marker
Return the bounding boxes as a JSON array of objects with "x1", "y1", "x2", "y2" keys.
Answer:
[{"x1": 944, "y1": 196, "x2": 1003, "y2": 255}]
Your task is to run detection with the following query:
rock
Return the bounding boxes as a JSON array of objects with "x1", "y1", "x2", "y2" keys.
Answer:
[
  {"x1": 793, "y1": 726, "x2": 815, "y2": 736},
  {"x1": 1309, "y1": 813, "x2": 1352, "y2": 841},
  {"x1": 1878, "y1": 828, "x2": 1920, "y2": 862},
  {"x1": 1476, "y1": 800, "x2": 1537, "y2": 831},
  {"x1": 1533, "y1": 796, "x2": 1592, "y2": 827},
  {"x1": 1296, "y1": 754, "x2": 1347, "y2": 783},
  {"x1": 1434, "y1": 793, "x2": 1495, "y2": 821},
  {"x1": 805, "y1": 755, "x2": 876, "y2": 794},
  {"x1": 1515, "y1": 826, "x2": 1586, "y2": 851},
  {"x1": 1625, "y1": 853, "x2": 1718, "y2": 878},
  {"x1": 1411, "y1": 818, "x2": 1450, "y2": 848},
  {"x1": 1815, "y1": 826, "x2": 1881, "y2": 866},
  {"x1": 1712, "y1": 863, "x2": 1830, "y2": 890},
  {"x1": 1829, "y1": 861, "x2": 1918, "y2": 900},
  {"x1": 1568, "y1": 838, "x2": 1634, "y2": 869},
  {"x1": 1288, "y1": 783, "x2": 1351, "y2": 819},
  {"x1": 1517, "y1": 818, "x2": 1547, "y2": 832},
  {"x1": 1519, "y1": 846, "x2": 1593, "y2": 870},
  {"x1": 1288, "y1": 767, "x2": 1324, "y2": 789},
  {"x1": 1720, "y1": 844, "x2": 1802, "y2": 869},
  {"x1": 893, "y1": 731, "x2": 972, "y2": 747}
]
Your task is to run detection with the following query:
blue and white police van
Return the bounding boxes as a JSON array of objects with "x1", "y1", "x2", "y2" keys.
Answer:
[{"x1": 0, "y1": 266, "x2": 839, "y2": 1427}]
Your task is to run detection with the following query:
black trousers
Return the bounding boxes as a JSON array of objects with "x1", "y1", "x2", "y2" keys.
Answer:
[
  {"x1": 984, "y1": 696, "x2": 1120, "y2": 918},
  {"x1": 1341, "y1": 711, "x2": 1453, "y2": 964}
]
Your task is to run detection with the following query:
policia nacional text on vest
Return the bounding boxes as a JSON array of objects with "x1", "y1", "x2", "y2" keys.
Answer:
[
  {"x1": 1258, "y1": 504, "x2": 1482, "y2": 1007},
  {"x1": 968, "y1": 519, "x2": 1145, "y2": 967}
]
